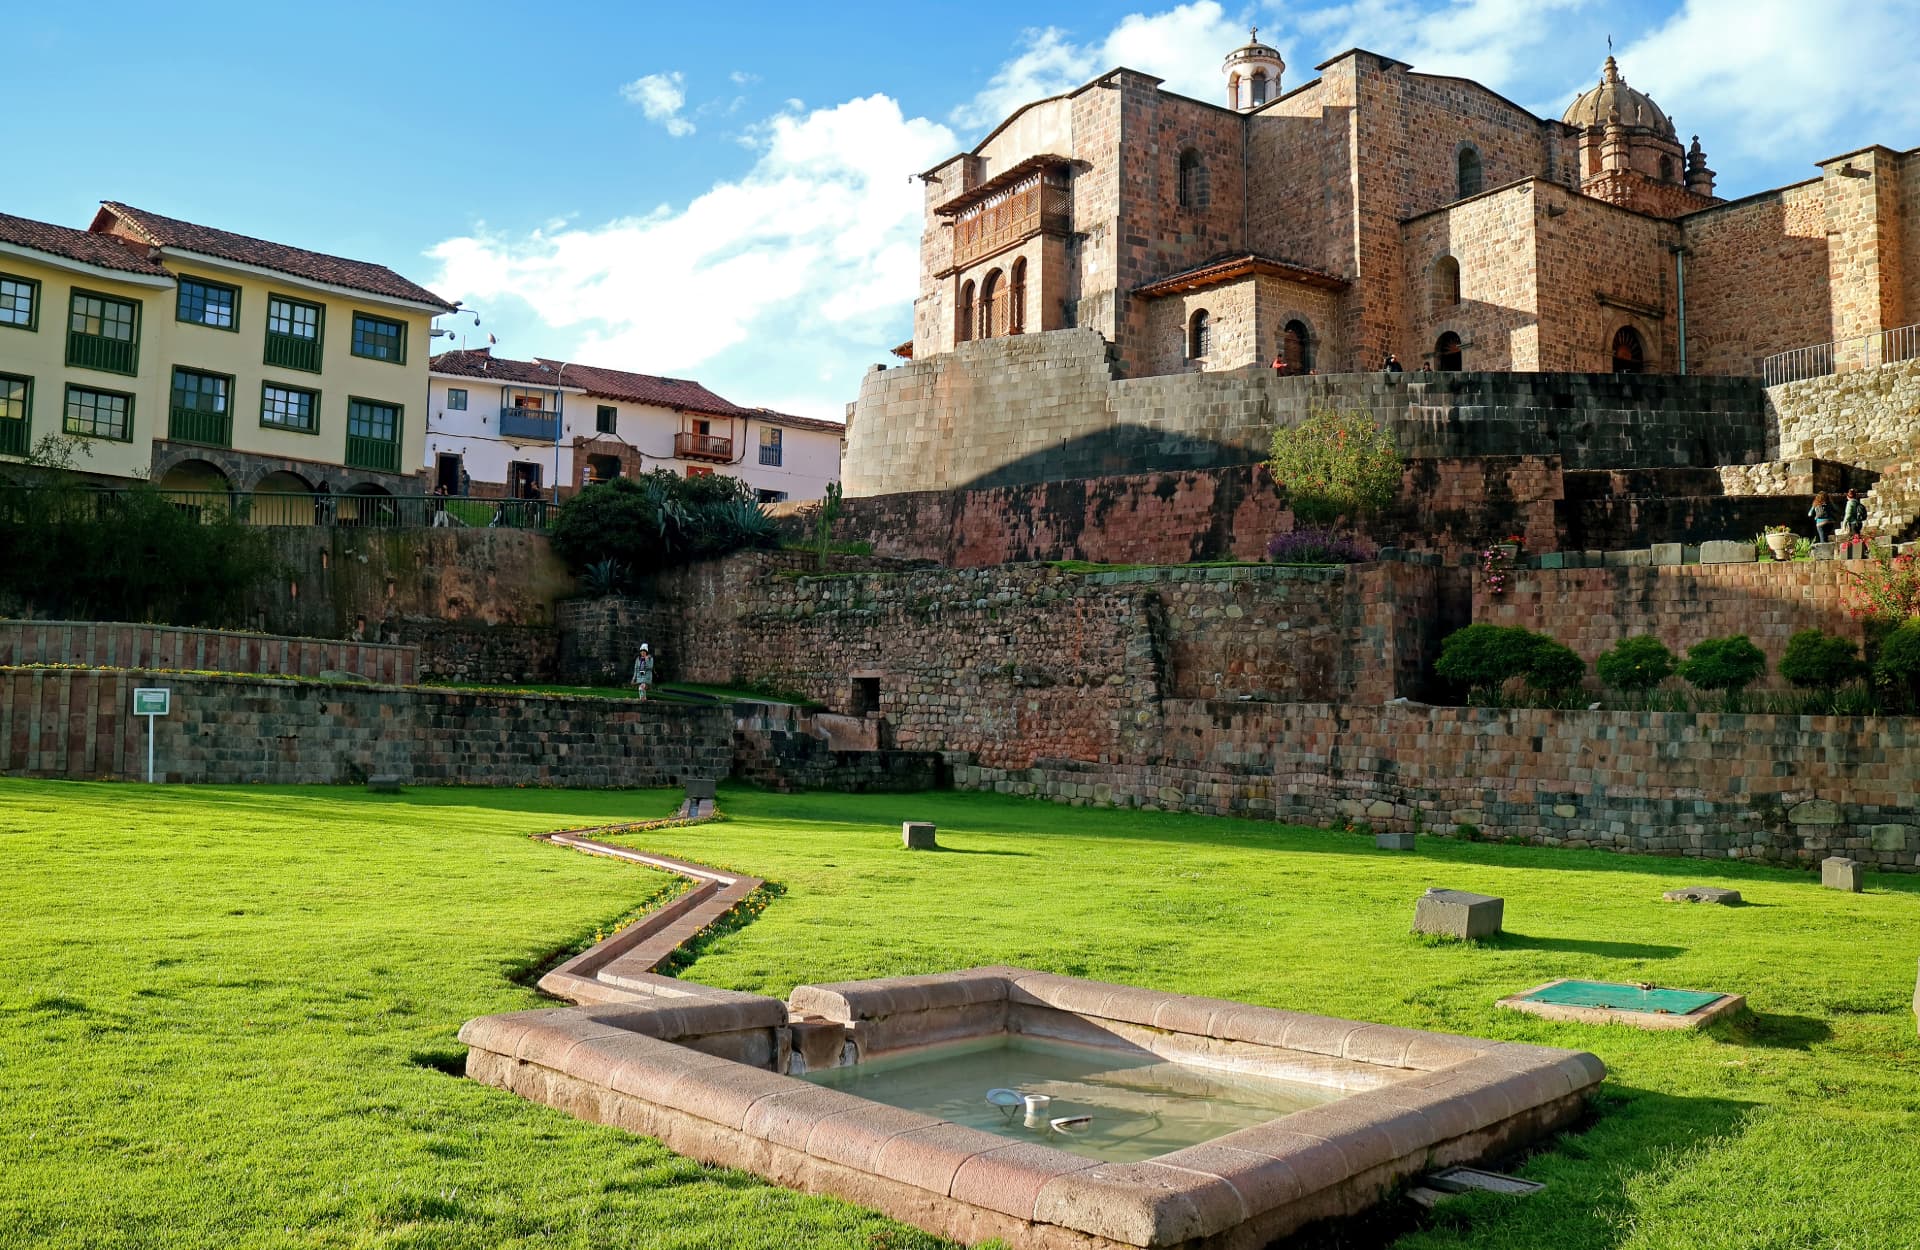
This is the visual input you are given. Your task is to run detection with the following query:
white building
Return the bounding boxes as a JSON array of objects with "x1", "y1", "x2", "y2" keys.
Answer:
[{"x1": 424, "y1": 349, "x2": 844, "y2": 502}]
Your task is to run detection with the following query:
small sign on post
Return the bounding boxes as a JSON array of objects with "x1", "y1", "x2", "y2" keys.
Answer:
[{"x1": 132, "y1": 687, "x2": 170, "y2": 783}]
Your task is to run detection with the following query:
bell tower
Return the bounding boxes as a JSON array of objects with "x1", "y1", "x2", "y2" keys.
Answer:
[{"x1": 1223, "y1": 28, "x2": 1284, "y2": 111}]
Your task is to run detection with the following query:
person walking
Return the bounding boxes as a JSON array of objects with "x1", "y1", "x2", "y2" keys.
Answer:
[
  {"x1": 458, "y1": 466, "x2": 472, "y2": 497},
  {"x1": 632, "y1": 643, "x2": 655, "y2": 701},
  {"x1": 1809, "y1": 492, "x2": 1833, "y2": 544},
  {"x1": 1842, "y1": 488, "x2": 1868, "y2": 541}
]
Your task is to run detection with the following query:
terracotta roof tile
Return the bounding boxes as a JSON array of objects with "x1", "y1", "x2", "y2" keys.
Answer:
[
  {"x1": 428, "y1": 348, "x2": 561, "y2": 387},
  {"x1": 95, "y1": 202, "x2": 455, "y2": 309},
  {"x1": 0, "y1": 211, "x2": 170, "y2": 277}
]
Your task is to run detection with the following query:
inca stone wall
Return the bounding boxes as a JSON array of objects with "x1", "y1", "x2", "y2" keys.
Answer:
[
  {"x1": 0, "y1": 620, "x2": 416, "y2": 685},
  {"x1": 845, "y1": 328, "x2": 1768, "y2": 495},
  {"x1": 0, "y1": 668, "x2": 729, "y2": 787},
  {"x1": 1765, "y1": 356, "x2": 1920, "y2": 466}
]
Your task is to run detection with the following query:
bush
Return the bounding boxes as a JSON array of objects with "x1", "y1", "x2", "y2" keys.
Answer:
[
  {"x1": 1777, "y1": 629, "x2": 1866, "y2": 691},
  {"x1": 1264, "y1": 527, "x2": 1369, "y2": 564},
  {"x1": 1523, "y1": 639, "x2": 1586, "y2": 696},
  {"x1": 550, "y1": 470, "x2": 778, "y2": 574},
  {"x1": 1595, "y1": 635, "x2": 1677, "y2": 694},
  {"x1": 1266, "y1": 410, "x2": 1402, "y2": 529},
  {"x1": 1435, "y1": 623, "x2": 1542, "y2": 702},
  {"x1": 1677, "y1": 635, "x2": 1767, "y2": 706},
  {"x1": 1873, "y1": 619, "x2": 1920, "y2": 710}
]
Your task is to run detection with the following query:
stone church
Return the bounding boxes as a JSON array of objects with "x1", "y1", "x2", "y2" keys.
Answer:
[{"x1": 902, "y1": 32, "x2": 1919, "y2": 381}]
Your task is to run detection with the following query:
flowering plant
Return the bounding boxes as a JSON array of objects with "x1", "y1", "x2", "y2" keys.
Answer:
[{"x1": 1481, "y1": 543, "x2": 1516, "y2": 596}]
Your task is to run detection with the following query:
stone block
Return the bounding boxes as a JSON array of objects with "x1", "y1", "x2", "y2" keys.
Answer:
[
  {"x1": 1376, "y1": 832, "x2": 1416, "y2": 851},
  {"x1": 1662, "y1": 886, "x2": 1742, "y2": 905},
  {"x1": 1790, "y1": 799, "x2": 1841, "y2": 825},
  {"x1": 902, "y1": 821, "x2": 938, "y2": 850},
  {"x1": 367, "y1": 775, "x2": 402, "y2": 794},
  {"x1": 1821, "y1": 856, "x2": 1864, "y2": 892},
  {"x1": 1649, "y1": 543, "x2": 1685, "y2": 566},
  {"x1": 1582, "y1": 550, "x2": 1606, "y2": 567},
  {"x1": 1869, "y1": 824, "x2": 1913, "y2": 852},
  {"x1": 684, "y1": 777, "x2": 718, "y2": 801},
  {"x1": 1538, "y1": 551, "x2": 1565, "y2": 570},
  {"x1": 1413, "y1": 888, "x2": 1503, "y2": 940},
  {"x1": 1700, "y1": 540, "x2": 1756, "y2": 564},
  {"x1": 1603, "y1": 549, "x2": 1650, "y2": 568},
  {"x1": 1812, "y1": 542, "x2": 1837, "y2": 561}
]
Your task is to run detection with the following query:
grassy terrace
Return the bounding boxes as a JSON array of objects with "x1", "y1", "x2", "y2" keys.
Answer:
[{"x1": 2, "y1": 782, "x2": 1916, "y2": 1249}]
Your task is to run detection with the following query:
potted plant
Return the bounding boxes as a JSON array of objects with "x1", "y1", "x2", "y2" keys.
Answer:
[{"x1": 1763, "y1": 525, "x2": 1794, "y2": 561}]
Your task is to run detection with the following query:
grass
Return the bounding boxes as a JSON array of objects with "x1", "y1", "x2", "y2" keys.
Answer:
[{"x1": 2, "y1": 782, "x2": 1917, "y2": 1249}]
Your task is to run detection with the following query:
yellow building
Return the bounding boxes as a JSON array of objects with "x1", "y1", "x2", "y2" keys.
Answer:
[{"x1": 0, "y1": 203, "x2": 454, "y2": 504}]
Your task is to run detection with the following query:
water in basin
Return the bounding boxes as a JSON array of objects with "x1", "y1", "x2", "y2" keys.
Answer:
[{"x1": 801, "y1": 1035, "x2": 1345, "y2": 1163}]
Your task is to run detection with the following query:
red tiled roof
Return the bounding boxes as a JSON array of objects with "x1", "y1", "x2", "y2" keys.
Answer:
[
  {"x1": 743, "y1": 407, "x2": 846, "y2": 436},
  {"x1": 428, "y1": 348, "x2": 563, "y2": 387},
  {"x1": 94, "y1": 202, "x2": 455, "y2": 310},
  {"x1": 1134, "y1": 252, "x2": 1349, "y2": 297},
  {"x1": 0, "y1": 211, "x2": 171, "y2": 277},
  {"x1": 428, "y1": 350, "x2": 845, "y2": 431}
]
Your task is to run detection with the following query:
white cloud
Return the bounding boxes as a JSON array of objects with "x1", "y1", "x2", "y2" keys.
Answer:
[
  {"x1": 1297, "y1": 0, "x2": 1588, "y2": 88},
  {"x1": 429, "y1": 96, "x2": 954, "y2": 419},
  {"x1": 951, "y1": 1, "x2": 1251, "y2": 131},
  {"x1": 619, "y1": 71, "x2": 695, "y2": 137},
  {"x1": 729, "y1": 69, "x2": 760, "y2": 86}
]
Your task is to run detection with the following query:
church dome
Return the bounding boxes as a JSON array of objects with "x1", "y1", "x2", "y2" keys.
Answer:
[{"x1": 1563, "y1": 56, "x2": 1677, "y2": 141}]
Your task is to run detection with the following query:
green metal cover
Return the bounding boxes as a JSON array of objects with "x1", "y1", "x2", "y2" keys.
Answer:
[{"x1": 1520, "y1": 980, "x2": 1722, "y2": 1015}]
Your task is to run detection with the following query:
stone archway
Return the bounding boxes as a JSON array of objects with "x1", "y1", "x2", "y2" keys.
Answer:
[
  {"x1": 1612, "y1": 325, "x2": 1647, "y2": 374},
  {"x1": 1434, "y1": 331, "x2": 1463, "y2": 371},
  {"x1": 252, "y1": 469, "x2": 316, "y2": 526}
]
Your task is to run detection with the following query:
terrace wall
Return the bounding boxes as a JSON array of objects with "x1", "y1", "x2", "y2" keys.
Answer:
[{"x1": 0, "y1": 620, "x2": 416, "y2": 684}]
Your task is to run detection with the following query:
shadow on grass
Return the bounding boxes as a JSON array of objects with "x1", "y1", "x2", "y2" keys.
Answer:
[
  {"x1": 912, "y1": 845, "x2": 1035, "y2": 857},
  {"x1": 408, "y1": 1048, "x2": 467, "y2": 1076},
  {"x1": 1706, "y1": 1009, "x2": 1834, "y2": 1050},
  {"x1": 1485, "y1": 933, "x2": 1685, "y2": 960}
]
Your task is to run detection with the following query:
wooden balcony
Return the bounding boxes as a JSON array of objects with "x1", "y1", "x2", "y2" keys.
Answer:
[
  {"x1": 950, "y1": 172, "x2": 1071, "y2": 271},
  {"x1": 675, "y1": 431, "x2": 732, "y2": 461},
  {"x1": 499, "y1": 406, "x2": 559, "y2": 442}
]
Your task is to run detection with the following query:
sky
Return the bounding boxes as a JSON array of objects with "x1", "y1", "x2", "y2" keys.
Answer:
[{"x1": 6, "y1": 0, "x2": 1918, "y2": 419}]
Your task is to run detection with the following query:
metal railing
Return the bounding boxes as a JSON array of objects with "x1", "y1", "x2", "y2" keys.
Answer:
[
  {"x1": 345, "y1": 433, "x2": 401, "y2": 473},
  {"x1": 168, "y1": 404, "x2": 232, "y2": 448},
  {"x1": 1763, "y1": 322, "x2": 1920, "y2": 387},
  {"x1": 0, "y1": 418, "x2": 27, "y2": 458},
  {"x1": 499, "y1": 405, "x2": 559, "y2": 441},
  {"x1": 264, "y1": 331, "x2": 322, "y2": 372},
  {"x1": 0, "y1": 485, "x2": 553, "y2": 530},
  {"x1": 675, "y1": 431, "x2": 732, "y2": 460},
  {"x1": 66, "y1": 330, "x2": 138, "y2": 375}
]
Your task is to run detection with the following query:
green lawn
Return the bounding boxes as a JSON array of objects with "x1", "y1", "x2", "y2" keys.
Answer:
[{"x1": 1, "y1": 782, "x2": 1916, "y2": 1249}]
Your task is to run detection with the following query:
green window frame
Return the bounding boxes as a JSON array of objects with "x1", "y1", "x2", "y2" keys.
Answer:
[
  {"x1": 264, "y1": 294, "x2": 324, "y2": 372},
  {"x1": 596, "y1": 404, "x2": 617, "y2": 434},
  {"x1": 446, "y1": 387, "x2": 467, "y2": 411},
  {"x1": 168, "y1": 367, "x2": 235, "y2": 447},
  {"x1": 346, "y1": 396, "x2": 403, "y2": 472},
  {"x1": 66, "y1": 289, "x2": 141, "y2": 376},
  {"x1": 350, "y1": 312, "x2": 405, "y2": 364},
  {"x1": 261, "y1": 382, "x2": 319, "y2": 434},
  {"x1": 176, "y1": 276, "x2": 240, "y2": 331},
  {"x1": 63, "y1": 384, "x2": 134, "y2": 442},
  {"x1": 0, "y1": 273, "x2": 40, "y2": 331},
  {"x1": 0, "y1": 373, "x2": 31, "y2": 457}
]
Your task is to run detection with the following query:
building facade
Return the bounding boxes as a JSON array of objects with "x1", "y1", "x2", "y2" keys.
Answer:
[
  {"x1": 426, "y1": 349, "x2": 843, "y2": 503},
  {"x1": 0, "y1": 204, "x2": 455, "y2": 503}
]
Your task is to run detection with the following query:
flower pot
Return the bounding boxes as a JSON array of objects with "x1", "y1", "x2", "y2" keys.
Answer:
[{"x1": 1765, "y1": 532, "x2": 1794, "y2": 561}]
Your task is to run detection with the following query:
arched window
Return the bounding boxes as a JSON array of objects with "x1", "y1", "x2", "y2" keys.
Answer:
[
  {"x1": 956, "y1": 280, "x2": 974, "y2": 344},
  {"x1": 1178, "y1": 148, "x2": 1208, "y2": 211},
  {"x1": 1612, "y1": 325, "x2": 1645, "y2": 374},
  {"x1": 1226, "y1": 73, "x2": 1241, "y2": 110},
  {"x1": 1188, "y1": 309, "x2": 1212, "y2": 361},
  {"x1": 1283, "y1": 320, "x2": 1312, "y2": 372},
  {"x1": 1659, "y1": 154, "x2": 1675, "y2": 183},
  {"x1": 1435, "y1": 331, "x2": 1463, "y2": 371},
  {"x1": 1432, "y1": 255, "x2": 1461, "y2": 309},
  {"x1": 1249, "y1": 70, "x2": 1268, "y2": 106},
  {"x1": 979, "y1": 269, "x2": 1002, "y2": 339},
  {"x1": 1009, "y1": 258, "x2": 1027, "y2": 335},
  {"x1": 1456, "y1": 146, "x2": 1483, "y2": 198}
]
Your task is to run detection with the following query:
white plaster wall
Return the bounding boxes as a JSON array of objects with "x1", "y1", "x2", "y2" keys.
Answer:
[{"x1": 423, "y1": 375, "x2": 583, "y2": 490}]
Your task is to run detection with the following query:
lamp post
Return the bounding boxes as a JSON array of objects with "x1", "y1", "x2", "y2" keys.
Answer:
[{"x1": 535, "y1": 359, "x2": 569, "y2": 507}]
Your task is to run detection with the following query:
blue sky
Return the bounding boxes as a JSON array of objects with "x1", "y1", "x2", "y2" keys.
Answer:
[{"x1": 8, "y1": 1, "x2": 1917, "y2": 417}]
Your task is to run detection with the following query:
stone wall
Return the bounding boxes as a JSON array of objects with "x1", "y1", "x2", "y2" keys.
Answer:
[
  {"x1": 1765, "y1": 356, "x2": 1920, "y2": 467},
  {"x1": 1472, "y1": 563, "x2": 1866, "y2": 691},
  {"x1": 0, "y1": 620, "x2": 415, "y2": 684},
  {"x1": 0, "y1": 667, "x2": 730, "y2": 787},
  {"x1": 955, "y1": 700, "x2": 1919, "y2": 872},
  {"x1": 731, "y1": 702, "x2": 943, "y2": 793},
  {"x1": 845, "y1": 329, "x2": 1767, "y2": 495},
  {"x1": 556, "y1": 596, "x2": 677, "y2": 686},
  {"x1": 1681, "y1": 185, "x2": 1831, "y2": 378},
  {"x1": 392, "y1": 621, "x2": 558, "y2": 685}
]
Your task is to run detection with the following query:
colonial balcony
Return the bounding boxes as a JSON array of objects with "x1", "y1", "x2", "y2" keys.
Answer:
[
  {"x1": 66, "y1": 330, "x2": 138, "y2": 376},
  {"x1": 0, "y1": 417, "x2": 27, "y2": 457},
  {"x1": 949, "y1": 169, "x2": 1072, "y2": 271},
  {"x1": 168, "y1": 404, "x2": 232, "y2": 448},
  {"x1": 345, "y1": 433, "x2": 401, "y2": 473},
  {"x1": 264, "y1": 330, "x2": 322, "y2": 372},
  {"x1": 499, "y1": 405, "x2": 559, "y2": 441},
  {"x1": 675, "y1": 431, "x2": 732, "y2": 461}
]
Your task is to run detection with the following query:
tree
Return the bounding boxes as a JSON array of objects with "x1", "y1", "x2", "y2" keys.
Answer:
[
  {"x1": 1595, "y1": 635, "x2": 1677, "y2": 698},
  {"x1": 1435, "y1": 623, "x2": 1541, "y2": 704},
  {"x1": 550, "y1": 470, "x2": 778, "y2": 574},
  {"x1": 1677, "y1": 635, "x2": 1767, "y2": 709},
  {"x1": 1777, "y1": 629, "x2": 1866, "y2": 693},
  {"x1": 1874, "y1": 619, "x2": 1920, "y2": 711},
  {"x1": 1524, "y1": 639, "x2": 1586, "y2": 698},
  {"x1": 815, "y1": 480, "x2": 843, "y2": 572},
  {"x1": 1266, "y1": 409, "x2": 1402, "y2": 529}
]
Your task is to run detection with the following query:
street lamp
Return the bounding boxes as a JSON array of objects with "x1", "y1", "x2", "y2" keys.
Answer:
[{"x1": 534, "y1": 359, "x2": 569, "y2": 506}]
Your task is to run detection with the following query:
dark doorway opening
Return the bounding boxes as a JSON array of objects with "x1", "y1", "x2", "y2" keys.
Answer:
[
  {"x1": 435, "y1": 453, "x2": 462, "y2": 495},
  {"x1": 851, "y1": 676, "x2": 881, "y2": 717},
  {"x1": 1435, "y1": 331, "x2": 1463, "y2": 371},
  {"x1": 1612, "y1": 326, "x2": 1646, "y2": 373}
]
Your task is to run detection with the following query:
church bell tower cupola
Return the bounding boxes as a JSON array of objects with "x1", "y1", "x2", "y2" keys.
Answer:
[{"x1": 1223, "y1": 27, "x2": 1284, "y2": 111}]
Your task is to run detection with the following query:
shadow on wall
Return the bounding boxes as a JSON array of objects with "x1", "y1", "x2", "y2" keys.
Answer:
[{"x1": 958, "y1": 428, "x2": 1260, "y2": 493}]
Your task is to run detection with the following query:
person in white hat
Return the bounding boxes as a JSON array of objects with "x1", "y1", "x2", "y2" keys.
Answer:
[{"x1": 632, "y1": 643, "x2": 655, "y2": 701}]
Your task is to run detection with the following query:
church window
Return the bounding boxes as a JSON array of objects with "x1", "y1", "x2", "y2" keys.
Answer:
[
  {"x1": 1178, "y1": 148, "x2": 1209, "y2": 211},
  {"x1": 1435, "y1": 331, "x2": 1463, "y2": 371},
  {"x1": 1250, "y1": 70, "x2": 1268, "y2": 106},
  {"x1": 1432, "y1": 256, "x2": 1461, "y2": 309},
  {"x1": 1283, "y1": 320, "x2": 1312, "y2": 372},
  {"x1": 956, "y1": 281, "x2": 974, "y2": 344},
  {"x1": 1009, "y1": 258, "x2": 1027, "y2": 334},
  {"x1": 1188, "y1": 309, "x2": 1212, "y2": 360},
  {"x1": 1456, "y1": 146, "x2": 1483, "y2": 198},
  {"x1": 1659, "y1": 154, "x2": 1675, "y2": 182},
  {"x1": 1612, "y1": 325, "x2": 1645, "y2": 373},
  {"x1": 980, "y1": 269, "x2": 1002, "y2": 339}
]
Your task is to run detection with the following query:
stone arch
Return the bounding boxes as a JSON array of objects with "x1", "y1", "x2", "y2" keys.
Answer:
[
  {"x1": 1432, "y1": 255, "x2": 1461, "y2": 309},
  {"x1": 1611, "y1": 324, "x2": 1647, "y2": 374},
  {"x1": 956, "y1": 280, "x2": 974, "y2": 344},
  {"x1": 1456, "y1": 145, "x2": 1483, "y2": 198},
  {"x1": 1178, "y1": 148, "x2": 1209, "y2": 211},
  {"x1": 1226, "y1": 73, "x2": 1241, "y2": 110},
  {"x1": 1435, "y1": 331, "x2": 1463, "y2": 371},
  {"x1": 252, "y1": 469, "x2": 317, "y2": 527},
  {"x1": 979, "y1": 268, "x2": 1003, "y2": 339},
  {"x1": 1249, "y1": 69, "x2": 1268, "y2": 106},
  {"x1": 1659, "y1": 154, "x2": 1675, "y2": 182},
  {"x1": 157, "y1": 458, "x2": 232, "y2": 494},
  {"x1": 338, "y1": 481, "x2": 395, "y2": 527},
  {"x1": 1188, "y1": 309, "x2": 1212, "y2": 361},
  {"x1": 1282, "y1": 319, "x2": 1313, "y2": 372},
  {"x1": 1009, "y1": 258, "x2": 1027, "y2": 334}
]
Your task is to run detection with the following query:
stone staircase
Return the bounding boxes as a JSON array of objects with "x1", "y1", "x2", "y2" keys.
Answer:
[{"x1": 1864, "y1": 458, "x2": 1920, "y2": 544}]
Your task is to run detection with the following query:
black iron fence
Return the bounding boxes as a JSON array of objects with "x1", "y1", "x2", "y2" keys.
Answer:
[{"x1": 0, "y1": 485, "x2": 554, "y2": 531}]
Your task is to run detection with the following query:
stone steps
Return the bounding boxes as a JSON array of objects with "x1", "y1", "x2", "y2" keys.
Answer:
[{"x1": 1863, "y1": 458, "x2": 1920, "y2": 543}]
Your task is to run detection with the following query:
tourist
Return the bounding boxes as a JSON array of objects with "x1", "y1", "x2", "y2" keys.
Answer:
[
  {"x1": 1842, "y1": 489, "x2": 1868, "y2": 540},
  {"x1": 313, "y1": 480, "x2": 334, "y2": 525},
  {"x1": 1809, "y1": 492, "x2": 1833, "y2": 544},
  {"x1": 633, "y1": 643, "x2": 655, "y2": 701},
  {"x1": 1270, "y1": 353, "x2": 1290, "y2": 375},
  {"x1": 1384, "y1": 354, "x2": 1403, "y2": 373},
  {"x1": 458, "y1": 466, "x2": 472, "y2": 496},
  {"x1": 430, "y1": 485, "x2": 452, "y2": 527}
]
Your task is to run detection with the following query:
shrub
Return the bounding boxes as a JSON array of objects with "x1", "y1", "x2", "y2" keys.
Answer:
[
  {"x1": 1777, "y1": 629, "x2": 1866, "y2": 692},
  {"x1": 1677, "y1": 635, "x2": 1767, "y2": 706},
  {"x1": 1266, "y1": 409, "x2": 1402, "y2": 529},
  {"x1": 1596, "y1": 635, "x2": 1677, "y2": 694},
  {"x1": 1873, "y1": 619, "x2": 1920, "y2": 710},
  {"x1": 1523, "y1": 639, "x2": 1586, "y2": 696},
  {"x1": 550, "y1": 470, "x2": 778, "y2": 573},
  {"x1": 1842, "y1": 550, "x2": 1920, "y2": 623},
  {"x1": 1434, "y1": 623, "x2": 1541, "y2": 702},
  {"x1": 1265, "y1": 527, "x2": 1369, "y2": 564}
]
